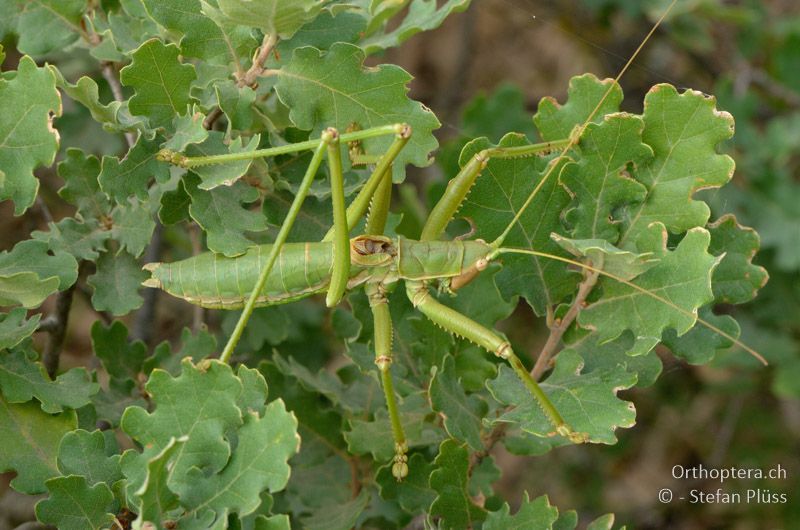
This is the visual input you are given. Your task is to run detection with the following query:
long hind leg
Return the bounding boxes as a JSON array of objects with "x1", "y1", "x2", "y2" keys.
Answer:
[{"x1": 405, "y1": 279, "x2": 587, "y2": 443}]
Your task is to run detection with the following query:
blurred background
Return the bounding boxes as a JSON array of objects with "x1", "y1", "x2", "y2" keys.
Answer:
[{"x1": 1, "y1": 0, "x2": 798, "y2": 528}]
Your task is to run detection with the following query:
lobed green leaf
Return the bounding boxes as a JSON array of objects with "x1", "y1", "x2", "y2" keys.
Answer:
[
  {"x1": 428, "y1": 439, "x2": 486, "y2": 529},
  {"x1": 579, "y1": 226, "x2": 720, "y2": 356},
  {"x1": 87, "y1": 251, "x2": 147, "y2": 316},
  {"x1": 274, "y1": 42, "x2": 440, "y2": 181},
  {"x1": 216, "y1": 0, "x2": 322, "y2": 39},
  {"x1": 35, "y1": 475, "x2": 116, "y2": 530},
  {"x1": 0, "y1": 308, "x2": 40, "y2": 350},
  {"x1": 185, "y1": 172, "x2": 267, "y2": 256},
  {"x1": 488, "y1": 350, "x2": 637, "y2": 444},
  {"x1": 0, "y1": 395, "x2": 77, "y2": 494},
  {"x1": 120, "y1": 38, "x2": 197, "y2": 129},
  {"x1": 429, "y1": 355, "x2": 488, "y2": 451},
  {"x1": 484, "y1": 493, "x2": 559, "y2": 530},
  {"x1": 459, "y1": 134, "x2": 578, "y2": 315},
  {"x1": 0, "y1": 349, "x2": 98, "y2": 413},
  {"x1": 0, "y1": 56, "x2": 61, "y2": 215}
]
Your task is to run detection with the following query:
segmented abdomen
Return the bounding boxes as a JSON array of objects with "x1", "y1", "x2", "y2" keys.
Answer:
[{"x1": 144, "y1": 242, "x2": 335, "y2": 309}]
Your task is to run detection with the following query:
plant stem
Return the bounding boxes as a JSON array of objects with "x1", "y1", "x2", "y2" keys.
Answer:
[
  {"x1": 205, "y1": 34, "x2": 279, "y2": 130},
  {"x1": 203, "y1": 107, "x2": 224, "y2": 130},
  {"x1": 42, "y1": 284, "x2": 76, "y2": 378},
  {"x1": 468, "y1": 422, "x2": 508, "y2": 473},
  {"x1": 100, "y1": 62, "x2": 136, "y2": 148},
  {"x1": 239, "y1": 34, "x2": 279, "y2": 87},
  {"x1": 33, "y1": 195, "x2": 74, "y2": 378},
  {"x1": 132, "y1": 223, "x2": 162, "y2": 346},
  {"x1": 531, "y1": 269, "x2": 600, "y2": 379}
]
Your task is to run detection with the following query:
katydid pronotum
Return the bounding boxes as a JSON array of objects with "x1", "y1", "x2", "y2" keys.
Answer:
[{"x1": 143, "y1": 0, "x2": 766, "y2": 481}]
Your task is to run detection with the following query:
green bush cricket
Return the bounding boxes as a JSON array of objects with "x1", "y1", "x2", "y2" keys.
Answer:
[{"x1": 143, "y1": 0, "x2": 765, "y2": 481}]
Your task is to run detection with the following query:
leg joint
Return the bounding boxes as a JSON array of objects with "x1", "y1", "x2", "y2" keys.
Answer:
[
  {"x1": 495, "y1": 342, "x2": 512, "y2": 360},
  {"x1": 405, "y1": 281, "x2": 430, "y2": 307},
  {"x1": 366, "y1": 282, "x2": 389, "y2": 307},
  {"x1": 476, "y1": 149, "x2": 490, "y2": 168},
  {"x1": 322, "y1": 127, "x2": 340, "y2": 143},
  {"x1": 394, "y1": 123, "x2": 412, "y2": 138},
  {"x1": 375, "y1": 355, "x2": 392, "y2": 371}
]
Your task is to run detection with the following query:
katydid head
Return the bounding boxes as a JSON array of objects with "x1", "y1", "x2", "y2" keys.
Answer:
[{"x1": 350, "y1": 235, "x2": 396, "y2": 267}]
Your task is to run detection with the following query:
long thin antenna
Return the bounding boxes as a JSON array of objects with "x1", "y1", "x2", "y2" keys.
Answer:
[
  {"x1": 495, "y1": 246, "x2": 768, "y2": 366},
  {"x1": 491, "y1": 0, "x2": 678, "y2": 248}
]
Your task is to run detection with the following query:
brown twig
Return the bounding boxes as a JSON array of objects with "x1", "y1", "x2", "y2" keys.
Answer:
[
  {"x1": 204, "y1": 34, "x2": 279, "y2": 130},
  {"x1": 202, "y1": 107, "x2": 224, "y2": 130},
  {"x1": 468, "y1": 421, "x2": 509, "y2": 472},
  {"x1": 238, "y1": 34, "x2": 279, "y2": 88},
  {"x1": 31, "y1": 196, "x2": 74, "y2": 378},
  {"x1": 131, "y1": 224, "x2": 163, "y2": 346},
  {"x1": 531, "y1": 269, "x2": 600, "y2": 380},
  {"x1": 99, "y1": 61, "x2": 136, "y2": 147},
  {"x1": 42, "y1": 284, "x2": 76, "y2": 378}
]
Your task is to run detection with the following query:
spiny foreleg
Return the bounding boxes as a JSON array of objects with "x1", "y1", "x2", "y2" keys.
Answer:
[{"x1": 405, "y1": 279, "x2": 587, "y2": 443}]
